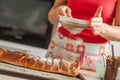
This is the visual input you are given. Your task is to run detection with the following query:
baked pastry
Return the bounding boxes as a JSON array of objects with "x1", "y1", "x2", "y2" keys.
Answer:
[{"x1": 0, "y1": 48, "x2": 80, "y2": 76}]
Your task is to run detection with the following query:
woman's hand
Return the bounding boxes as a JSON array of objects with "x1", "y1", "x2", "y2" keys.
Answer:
[
  {"x1": 90, "y1": 6, "x2": 104, "y2": 35},
  {"x1": 48, "y1": 5, "x2": 72, "y2": 24}
]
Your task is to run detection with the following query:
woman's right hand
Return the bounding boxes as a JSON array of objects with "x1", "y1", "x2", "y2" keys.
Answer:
[{"x1": 48, "y1": 5, "x2": 72, "y2": 24}]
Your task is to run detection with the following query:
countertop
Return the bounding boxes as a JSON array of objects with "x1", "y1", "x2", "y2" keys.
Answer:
[{"x1": 0, "y1": 62, "x2": 101, "y2": 80}]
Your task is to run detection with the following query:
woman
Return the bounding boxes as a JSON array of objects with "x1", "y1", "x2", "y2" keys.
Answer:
[{"x1": 47, "y1": 0, "x2": 120, "y2": 71}]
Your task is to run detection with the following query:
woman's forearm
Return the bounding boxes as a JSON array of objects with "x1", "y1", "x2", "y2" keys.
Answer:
[{"x1": 98, "y1": 23, "x2": 120, "y2": 41}]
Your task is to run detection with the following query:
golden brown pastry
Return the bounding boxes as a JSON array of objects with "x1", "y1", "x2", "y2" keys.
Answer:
[{"x1": 0, "y1": 48, "x2": 80, "y2": 76}]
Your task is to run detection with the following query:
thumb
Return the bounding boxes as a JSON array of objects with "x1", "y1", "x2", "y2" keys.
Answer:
[
  {"x1": 94, "y1": 6, "x2": 103, "y2": 17},
  {"x1": 65, "y1": 7, "x2": 72, "y2": 17}
]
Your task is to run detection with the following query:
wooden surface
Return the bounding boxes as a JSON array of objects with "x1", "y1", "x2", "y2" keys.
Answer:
[
  {"x1": 0, "y1": 62, "x2": 101, "y2": 80},
  {"x1": 0, "y1": 62, "x2": 79, "y2": 80},
  {"x1": 79, "y1": 69, "x2": 101, "y2": 80}
]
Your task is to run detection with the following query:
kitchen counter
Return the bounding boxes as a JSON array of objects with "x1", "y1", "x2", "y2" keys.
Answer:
[
  {"x1": 0, "y1": 62, "x2": 101, "y2": 80},
  {"x1": 0, "y1": 69, "x2": 101, "y2": 80},
  {"x1": 0, "y1": 62, "x2": 80, "y2": 80}
]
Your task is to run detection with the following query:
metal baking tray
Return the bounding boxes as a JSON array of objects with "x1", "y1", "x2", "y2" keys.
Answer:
[{"x1": 0, "y1": 62, "x2": 80, "y2": 80}]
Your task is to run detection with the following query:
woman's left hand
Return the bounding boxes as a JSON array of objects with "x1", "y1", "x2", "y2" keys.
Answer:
[{"x1": 90, "y1": 6, "x2": 105, "y2": 35}]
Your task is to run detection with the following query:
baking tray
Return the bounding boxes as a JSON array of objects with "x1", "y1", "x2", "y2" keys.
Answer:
[{"x1": 0, "y1": 62, "x2": 80, "y2": 80}]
